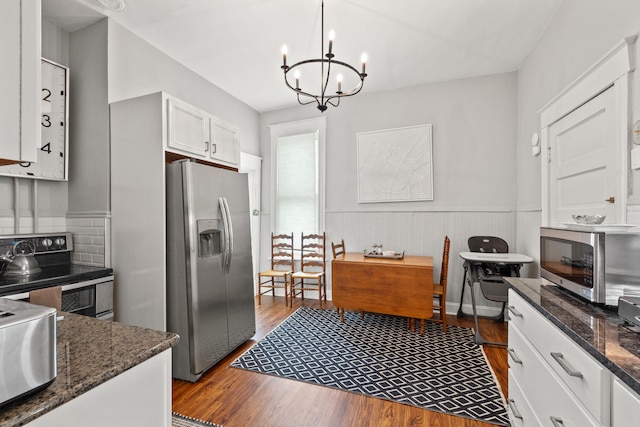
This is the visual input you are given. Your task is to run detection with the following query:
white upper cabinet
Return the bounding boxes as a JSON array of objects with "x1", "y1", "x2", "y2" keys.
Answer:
[
  {"x1": 165, "y1": 95, "x2": 239, "y2": 169},
  {"x1": 210, "y1": 118, "x2": 239, "y2": 168},
  {"x1": 0, "y1": 0, "x2": 41, "y2": 164},
  {"x1": 166, "y1": 97, "x2": 210, "y2": 158}
]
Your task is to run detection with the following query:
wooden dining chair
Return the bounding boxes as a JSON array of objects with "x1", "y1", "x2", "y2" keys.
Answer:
[
  {"x1": 408, "y1": 236, "x2": 450, "y2": 333},
  {"x1": 425, "y1": 235, "x2": 450, "y2": 333},
  {"x1": 291, "y1": 232, "x2": 327, "y2": 308},
  {"x1": 258, "y1": 233, "x2": 294, "y2": 306},
  {"x1": 331, "y1": 239, "x2": 345, "y2": 259}
]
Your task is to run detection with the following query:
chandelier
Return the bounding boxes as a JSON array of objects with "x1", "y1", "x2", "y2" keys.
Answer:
[{"x1": 280, "y1": 0, "x2": 368, "y2": 112}]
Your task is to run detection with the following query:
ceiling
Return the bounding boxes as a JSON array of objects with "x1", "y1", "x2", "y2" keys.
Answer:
[{"x1": 42, "y1": 0, "x2": 564, "y2": 113}]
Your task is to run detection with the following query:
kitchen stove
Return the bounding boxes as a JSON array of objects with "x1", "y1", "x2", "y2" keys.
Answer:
[{"x1": 0, "y1": 232, "x2": 114, "y2": 319}]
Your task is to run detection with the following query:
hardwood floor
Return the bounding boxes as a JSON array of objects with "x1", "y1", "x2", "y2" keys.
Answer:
[{"x1": 172, "y1": 296, "x2": 509, "y2": 427}]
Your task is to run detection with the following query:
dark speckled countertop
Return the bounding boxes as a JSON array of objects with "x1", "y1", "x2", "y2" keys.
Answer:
[
  {"x1": 506, "y1": 277, "x2": 640, "y2": 395},
  {"x1": 0, "y1": 313, "x2": 179, "y2": 427}
]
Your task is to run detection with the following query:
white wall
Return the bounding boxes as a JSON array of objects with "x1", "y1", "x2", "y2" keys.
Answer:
[
  {"x1": 260, "y1": 72, "x2": 518, "y2": 313},
  {"x1": 515, "y1": 0, "x2": 640, "y2": 273},
  {"x1": 107, "y1": 20, "x2": 260, "y2": 157}
]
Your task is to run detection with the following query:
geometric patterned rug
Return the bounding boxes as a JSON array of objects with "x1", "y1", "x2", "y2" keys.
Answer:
[
  {"x1": 172, "y1": 412, "x2": 224, "y2": 427},
  {"x1": 231, "y1": 307, "x2": 510, "y2": 426}
]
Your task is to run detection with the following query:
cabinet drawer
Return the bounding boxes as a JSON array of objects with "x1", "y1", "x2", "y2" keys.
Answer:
[
  {"x1": 508, "y1": 290, "x2": 610, "y2": 423},
  {"x1": 508, "y1": 323, "x2": 600, "y2": 427},
  {"x1": 612, "y1": 377, "x2": 640, "y2": 427},
  {"x1": 508, "y1": 370, "x2": 541, "y2": 427}
]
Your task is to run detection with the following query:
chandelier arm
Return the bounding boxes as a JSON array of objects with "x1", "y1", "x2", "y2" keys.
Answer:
[
  {"x1": 296, "y1": 92, "x2": 317, "y2": 106},
  {"x1": 326, "y1": 97, "x2": 340, "y2": 108}
]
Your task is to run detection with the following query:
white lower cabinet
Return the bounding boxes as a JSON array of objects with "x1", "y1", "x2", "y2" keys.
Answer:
[
  {"x1": 507, "y1": 289, "x2": 640, "y2": 427},
  {"x1": 507, "y1": 370, "x2": 541, "y2": 427},
  {"x1": 612, "y1": 377, "x2": 640, "y2": 427},
  {"x1": 508, "y1": 322, "x2": 599, "y2": 427},
  {"x1": 27, "y1": 351, "x2": 172, "y2": 426}
]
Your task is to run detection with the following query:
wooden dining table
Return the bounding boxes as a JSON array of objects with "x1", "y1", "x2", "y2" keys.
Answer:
[{"x1": 332, "y1": 253, "x2": 433, "y2": 332}]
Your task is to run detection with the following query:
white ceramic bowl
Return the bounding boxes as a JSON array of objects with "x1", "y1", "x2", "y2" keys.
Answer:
[{"x1": 572, "y1": 214, "x2": 606, "y2": 225}]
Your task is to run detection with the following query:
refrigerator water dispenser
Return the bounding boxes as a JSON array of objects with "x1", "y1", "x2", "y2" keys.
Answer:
[{"x1": 197, "y1": 219, "x2": 221, "y2": 258}]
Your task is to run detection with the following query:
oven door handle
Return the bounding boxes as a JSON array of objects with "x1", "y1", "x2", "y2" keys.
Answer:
[{"x1": 0, "y1": 275, "x2": 114, "y2": 301}]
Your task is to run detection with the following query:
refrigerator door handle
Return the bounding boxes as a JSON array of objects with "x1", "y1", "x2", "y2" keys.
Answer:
[
  {"x1": 222, "y1": 197, "x2": 234, "y2": 272},
  {"x1": 219, "y1": 197, "x2": 230, "y2": 271}
]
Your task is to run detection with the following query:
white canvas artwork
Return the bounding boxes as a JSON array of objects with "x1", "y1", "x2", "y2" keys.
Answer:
[{"x1": 357, "y1": 125, "x2": 433, "y2": 203}]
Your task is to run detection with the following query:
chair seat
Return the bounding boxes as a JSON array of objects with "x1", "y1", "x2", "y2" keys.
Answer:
[
  {"x1": 433, "y1": 282, "x2": 444, "y2": 295},
  {"x1": 260, "y1": 269, "x2": 292, "y2": 277},
  {"x1": 292, "y1": 271, "x2": 324, "y2": 279},
  {"x1": 479, "y1": 280, "x2": 508, "y2": 303}
]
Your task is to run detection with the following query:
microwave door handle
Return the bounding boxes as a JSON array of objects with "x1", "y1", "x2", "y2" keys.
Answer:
[
  {"x1": 218, "y1": 197, "x2": 230, "y2": 271},
  {"x1": 222, "y1": 197, "x2": 233, "y2": 273}
]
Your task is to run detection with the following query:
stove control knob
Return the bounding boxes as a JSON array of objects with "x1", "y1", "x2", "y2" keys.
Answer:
[
  {"x1": 42, "y1": 238, "x2": 53, "y2": 248},
  {"x1": 54, "y1": 237, "x2": 66, "y2": 247}
]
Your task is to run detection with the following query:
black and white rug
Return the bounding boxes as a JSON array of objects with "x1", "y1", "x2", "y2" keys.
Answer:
[
  {"x1": 231, "y1": 307, "x2": 510, "y2": 426},
  {"x1": 172, "y1": 412, "x2": 224, "y2": 427}
]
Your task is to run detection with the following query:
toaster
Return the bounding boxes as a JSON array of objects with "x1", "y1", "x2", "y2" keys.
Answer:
[
  {"x1": 619, "y1": 296, "x2": 640, "y2": 328},
  {"x1": 0, "y1": 298, "x2": 57, "y2": 407}
]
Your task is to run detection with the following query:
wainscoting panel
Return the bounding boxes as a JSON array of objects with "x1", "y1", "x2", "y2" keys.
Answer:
[{"x1": 258, "y1": 210, "x2": 518, "y2": 316}]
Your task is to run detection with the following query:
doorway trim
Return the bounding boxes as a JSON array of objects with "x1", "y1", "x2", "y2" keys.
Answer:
[
  {"x1": 239, "y1": 152, "x2": 262, "y2": 295},
  {"x1": 539, "y1": 36, "x2": 636, "y2": 226}
]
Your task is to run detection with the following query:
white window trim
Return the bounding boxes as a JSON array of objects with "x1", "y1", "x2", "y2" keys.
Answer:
[{"x1": 269, "y1": 116, "x2": 326, "y2": 235}]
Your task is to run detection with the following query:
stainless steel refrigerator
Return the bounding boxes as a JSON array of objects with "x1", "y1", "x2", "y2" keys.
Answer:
[{"x1": 166, "y1": 159, "x2": 256, "y2": 382}]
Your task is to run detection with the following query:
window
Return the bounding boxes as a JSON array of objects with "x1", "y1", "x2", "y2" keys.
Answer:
[{"x1": 270, "y1": 117, "x2": 326, "y2": 248}]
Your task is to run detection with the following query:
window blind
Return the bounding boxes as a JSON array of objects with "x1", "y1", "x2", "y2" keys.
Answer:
[{"x1": 276, "y1": 131, "x2": 319, "y2": 246}]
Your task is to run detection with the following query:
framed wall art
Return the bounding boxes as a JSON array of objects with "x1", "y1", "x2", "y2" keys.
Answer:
[{"x1": 356, "y1": 124, "x2": 433, "y2": 203}]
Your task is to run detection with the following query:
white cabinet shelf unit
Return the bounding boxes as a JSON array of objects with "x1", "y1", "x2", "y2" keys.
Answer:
[{"x1": 0, "y1": 0, "x2": 41, "y2": 165}]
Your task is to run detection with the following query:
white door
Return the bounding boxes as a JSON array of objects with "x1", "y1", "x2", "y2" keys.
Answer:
[
  {"x1": 239, "y1": 152, "x2": 262, "y2": 295},
  {"x1": 548, "y1": 87, "x2": 620, "y2": 224}
]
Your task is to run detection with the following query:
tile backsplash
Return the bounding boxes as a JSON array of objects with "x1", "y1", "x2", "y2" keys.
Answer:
[{"x1": 67, "y1": 216, "x2": 111, "y2": 268}]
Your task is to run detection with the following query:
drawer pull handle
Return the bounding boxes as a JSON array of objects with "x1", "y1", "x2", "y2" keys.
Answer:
[
  {"x1": 507, "y1": 348, "x2": 523, "y2": 364},
  {"x1": 550, "y1": 352, "x2": 583, "y2": 378},
  {"x1": 550, "y1": 416, "x2": 564, "y2": 426},
  {"x1": 508, "y1": 399, "x2": 523, "y2": 419},
  {"x1": 507, "y1": 305, "x2": 523, "y2": 318}
]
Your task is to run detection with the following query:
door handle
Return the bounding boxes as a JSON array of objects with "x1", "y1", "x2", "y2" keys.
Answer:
[{"x1": 605, "y1": 196, "x2": 615, "y2": 203}]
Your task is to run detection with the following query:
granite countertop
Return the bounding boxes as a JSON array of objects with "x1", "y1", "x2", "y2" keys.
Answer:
[
  {"x1": 506, "y1": 277, "x2": 640, "y2": 395},
  {"x1": 0, "y1": 313, "x2": 179, "y2": 427}
]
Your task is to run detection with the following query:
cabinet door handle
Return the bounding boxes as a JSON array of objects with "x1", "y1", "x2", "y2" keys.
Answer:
[
  {"x1": 205, "y1": 141, "x2": 209, "y2": 152},
  {"x1": 605, "y1": 196, "x2": 615, "y2": 203},
  {"x1": 508, "y1": 399, "x2": 523, "y2": 419},
  {"x1": 507, "y1": 305, "x2": 523, "y2": 318},
  {"x1": 550, "y1": 352, "x2": 583, "y2": 378},
  {"x1": 550, "y1": 416, "x2": 564, "y2": 426},
  {"x1": 211, "y1": 143, "x2": 217, "y2": 154},
  {"x1": 507, "y1": 348, "x2": 523, "y2": 364}
]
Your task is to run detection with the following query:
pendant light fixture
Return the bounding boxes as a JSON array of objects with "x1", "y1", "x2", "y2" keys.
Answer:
[{"x1": 280, "y1": 0, "x2": 368, "y2": 112}]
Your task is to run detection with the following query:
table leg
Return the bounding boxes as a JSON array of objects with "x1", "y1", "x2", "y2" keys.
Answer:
[{"x1": 339, "y1": 308, "x2": 344, "y2": 323}]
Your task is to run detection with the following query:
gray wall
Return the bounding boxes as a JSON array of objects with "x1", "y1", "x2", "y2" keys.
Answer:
[
  {"x1": 515, "y1": 0, "x2": 640, "y2": 270},
  {"x1": 68, "y1": 20, "x2": 109, "y2": 215},
  {"x1": 260, "y1": 72, "x2": 518, "y2": 313}
]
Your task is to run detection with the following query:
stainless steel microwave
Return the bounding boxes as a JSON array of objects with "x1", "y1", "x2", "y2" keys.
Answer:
[{"x1": 540, "y1": 227, "x2": 640, "y2": 306}]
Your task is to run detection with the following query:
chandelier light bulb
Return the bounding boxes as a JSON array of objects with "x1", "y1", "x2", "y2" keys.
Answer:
[
  {"x1": 336, "y1": 73, "x2": 343, "y2": 93},
  {"x1": 294, "y1": 70, "x2": 301, "y2": 90},
  {"x1": 361, "y1": 53, "x2": 368, "y2": 75},
  {"x1": 328, "y1": 30, "x2": 335, "y2": 55},
  {"x1": 281, "y1": 45, "x2": 288, "y2": 67}
]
